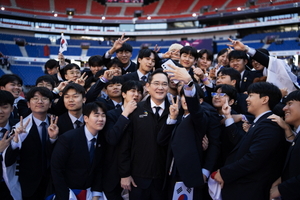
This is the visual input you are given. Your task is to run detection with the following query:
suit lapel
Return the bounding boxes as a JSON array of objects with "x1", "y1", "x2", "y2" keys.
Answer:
[{"x1": 283, "y1": 131, "x2": 300, "y2": 170}]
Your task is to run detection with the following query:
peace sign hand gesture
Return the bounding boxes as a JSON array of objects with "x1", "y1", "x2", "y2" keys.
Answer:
[
  {"x1": 75, "y1": 72, "x2": 88, "y2": 86},
  {"x1": 222, "y1": 98, "x2": 232, "y2": 119},
  {"x1": 48, "y1": 115, "x2": 59, "y2": 139},
  {"x1": 110, "y1": 33, "x2": 130, "y2": 53},
  {"x1": 13, "y1": 116, "x2": 31, "y2": 143},
  {"x1": 169, "y1": 95, "x2": 179, "y2": 120}
]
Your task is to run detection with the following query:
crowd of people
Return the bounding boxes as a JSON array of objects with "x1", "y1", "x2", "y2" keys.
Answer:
[{"x1": 0, "y1": 34, "x2": 300, "y2": 200}]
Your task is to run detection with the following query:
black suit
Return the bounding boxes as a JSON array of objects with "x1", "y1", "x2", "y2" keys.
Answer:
[
  {"x1": 239, "y1": 70, "x2": 262, "y2": 93},
  {"x1": 104, "y1": 107, "x2": 130, "y2": 200},
  {"x1": 57, "y1": 112, "x2": 80, "y2": 135},
  {"x1": 220, "y1": 112, "x2": 287, "y2": 200},
  {"x1": 103, "y1": 53, "x2": 137, "y2": 75},
  {"x1": 278, "y1": 132, "x2": 300, "y2": 200},
  {"x1": 119, "y1": 97, "x2": 170, "y2": 200},
  {"x1": 5, "y1": 117, "x2": 54, "y2": 199},
  {"x1": 85, "y1": 78, "x2": 106, "y2": 104},
  {"x1": 51, "y1": 126, "x2": 104, "y2": 200},
  {"x1": 97, "y1": 98, "x2": 117, "y2": 111},
  {"x1": 122, "y1": 71, "x2": 139, "y2": 82}
]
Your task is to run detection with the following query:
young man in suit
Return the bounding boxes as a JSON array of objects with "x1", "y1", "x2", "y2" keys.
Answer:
[
  {"x1": 57, "y1": 83, "x2": 86, "y2": 135},
  {"x1": 85, "y1": 55, "x2": 105, "y2": 78},
  {"x1": 104, "y1": 80, "x2": 143, "y2": 200},
  {"x1": 228, "y1": 50, "x2": 262, "y2": 93},
  {"x1": 104, "y1": 34, "x2": 136, "y2": 74},
  {"x1": 4, "y1": 87, "x2": 58, "y2": 200},
  {"x1": 269, "y1": 90, "x2": 300, "y2": 200},
  {"x1": 213, "y1": 82, "x2": 287, "y2": 200},
  {"x1": 122, "y1": 48, "x2": 159, "y2": 83},
  {"x1": 51, "y1": 101, "x2": 106, "y2": 200},
  {"x1": 119, "y1": 69, "x2": 170, "y2": 200},
  {"x1": 178, "y1": 46, "x2": 198, "y2": 82},
  {"x1": 0, "y1": 90, "x2": 15, "y2": 200}
]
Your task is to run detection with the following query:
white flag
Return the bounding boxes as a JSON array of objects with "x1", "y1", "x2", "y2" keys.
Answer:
[{"x1": 59, "y1": 33, "x2": 68, "y2": 53}]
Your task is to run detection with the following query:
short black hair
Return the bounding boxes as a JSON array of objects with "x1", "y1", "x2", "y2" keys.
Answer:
[
  {"x1": 26, "y1": 87, "x2": 53, "y2": 102},
  {"x1": 136, "y1": 48, "x2": 159, "y2": 69},
  {"x1": 217, "y1": 67, "x2": 241, "y2": 90},
  {"x1": 285, "y1": 90, "x2": 300, "y2": 102},
  {"x1": 247, "y1": 82, "x2": 282, "y2": 110},
  {"x1": 198, "y1": 49, "x2": 213, "y2": 61},
  {"x1": 147, "y1": 68, "x2": 169, "y2": 84},
  {"x1": 115, "y1": 43, "x2": 133, "y2": 53},
  {"x1": 35, "y1": 75, "x2": 55, "y2": 89},
  {"x1": 104, "y1": 76, "x2": 124, "y2": 89},
  {"x1": 0, "y1": 90, "x2": 14, "y2": 106},
  {"x1": 121, "y1": 80, "x2": 143, "y2": 94},
  {"x1": 44, "y1": 59, "x2": 59, "y2": 70},
  {"x1": 83, "y1": 101, "x2": 107, "y2": 117},
  {"x1": 107, "y1": 57, "x2": 123, "y2": 71},
  {"x1": 88, "y1": 55, "x2": 104, "y2": 67},
  {"x1": 257, "y1": 48, "x2": 270, "y2": 56},
  {"x1": 180, "y1": 46, "x2": 198, "y2": 60},
  {"x1": 215, "y1": 84, "x2": 237, "y2": 102},
  {"x1": 0, "y1": 74, "x2": 23, "y2": 87},
  {"x1": 179, "y1": 82, "x2": 204, "y2": 101},
  {"x1": 217, "y1": 48, "x2": 229, "y2": 58},
  {"x1": 62, "y1": 83, "x2": 85, "y2": 98},
  {"x1": 228, "y1": 50, "x2": 248, "y2": 61},
  {"x1": 63, "y1": 63, "x2": 81, "y2": 74}
]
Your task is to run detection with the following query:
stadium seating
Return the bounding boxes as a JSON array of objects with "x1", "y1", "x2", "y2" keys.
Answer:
[{"x1": 10, "y1": 65, "x2": 44, "y2": 86}]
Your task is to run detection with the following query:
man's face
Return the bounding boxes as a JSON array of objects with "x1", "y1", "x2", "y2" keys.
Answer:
[
  {"x1": 90, "y1": 66, "x2": 104, "y2": 75},
  {"x1": 180, "y1": 53, "x2": 196, "y2": 69},
  {"x1": 65, "y1": 68, "x2": 81, "y2": 82},
  {"x1": 84, "y1": 107, "x2": 106, "y2": 134},
  {"x1": 252, "y1": 59, "x2": 265, "y2": 71},
  {"x1": 27, "y1": 92, "x2": 51, "y2": 115},
  {"x1": 63, "y1": 89, "x2": 85, "y2": 112},
  {"x1": 1, "y1": 81, "x2": 22, "y2": 99},
  {"x1": 198, "y1": 53, "x2": 212, "y2": 71},
  {"x1": 116, "y1": 50, "x2": 132, "y2": 66},
  {"x1": 246, "y1": 93, "x2": 266, "y2": 116},
  {"x1": 138, "y1": 53, "x2": 155, "y2": 74},
  {"x1": 46, "y1": 67, "x2": 58, "y2": 75},
  {"x1": 217, "y1": 52, "x2": 229, "y2": 67},
  {"x1": 122, "y1": 88, "x2": 142, "y2": 104},
  {"x1": 229, "y1": 58, "x2": 247, "y2": 73},
  {"x1": 283, "y1": 100, "x2": 300, "y2": 127},
  {"x1": 110, "y1": 65, "x2": 122, "y2": 76},
  {"x1": 212, "y1": 88, "x2": 231, "y2": 109},
  {"x1": 0, "y1": 103, "x2": 13, "y2": 127},
  {"x1": 36, "y1": 81, "x2": 53, "y2": 91},
  {"x1": 146, "y1": 73, "x2": 169, "y2": 104},
  {"x1": 216, "y1": 73, "x2": 236, "y2": 87},
  {"x1": 106, "y1": 83, "x2": 122, "y2": 99}
]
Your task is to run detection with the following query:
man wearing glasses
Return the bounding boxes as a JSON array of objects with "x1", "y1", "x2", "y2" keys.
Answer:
[{"x1": 119, "y1": 69, "x2": 170, "y2": 200}]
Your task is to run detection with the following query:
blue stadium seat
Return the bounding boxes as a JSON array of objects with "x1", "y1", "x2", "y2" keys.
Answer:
[{"x1": 10, "y1": 65, "x2": 44, "y2": 86}]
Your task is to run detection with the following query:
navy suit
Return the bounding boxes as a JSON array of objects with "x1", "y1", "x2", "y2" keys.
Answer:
[
  {"x1": 103, "y1": 107, "x2": 130, "y2": 200},
  {"x1": 278, "y1": 133, "x2": 300, "y2": 200},
  {"x1": 220, "y1": 112, "x2": 287, "y2": 200},
  {"x1": 51, "y1": 126, "x2": 104, "y2": 200},
  {"x1": 122, "y1": 71, "x2": 140, "y2": 82},
  {"x1": 239, "y1": 70, "x2": 262, "y2": 93},
  {"x1": 57, "y1": 112, "x2": 76, "y2": 135}
]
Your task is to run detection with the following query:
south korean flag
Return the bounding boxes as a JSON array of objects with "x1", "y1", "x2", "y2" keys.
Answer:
[{"x1": 172, "y1": 182, "x2": 193, "y2": 200}]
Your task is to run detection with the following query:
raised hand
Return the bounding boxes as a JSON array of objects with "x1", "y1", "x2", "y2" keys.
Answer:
[
  {"x1": 103, "y1": 70, "x2": 115, "y2": 81},
  {"x1": 163, "y1": 64, "x2": 192, "y2": 84},
  {"x1": 13, "y1": 116, "x2": 31, "y2": 143},
  {"x1": 122, "y1": 100, "x2": 137, "y2": 118},
  {"x1": 48, "y1": 115, "x2": 59, "y2": 139},
  {"x1": 222, "y1": 98, "x2": 231, "y2": 119},
  {"x1": 110, "y1": 33, "x2": 130, "y2": 54},
  {"x1": 169, "y1": 95, "x2": 179, "y2": 120},
  {"x1": 56, "y1": 80, "x2": 71, "y2": 92},
  {"x1": 153, "y1": 44, "x2": 161, "y2": 53},
  {"x1": 227, "y1": 38, "x2": 247, "y2": 51},
  {"x1": 75, "y1": 72, "x2": 88, "y2": 86}
]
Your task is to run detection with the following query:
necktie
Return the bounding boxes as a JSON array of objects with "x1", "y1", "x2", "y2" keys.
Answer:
[
  {"x1": 41, "y1": 122, "x2": 47, "y2": 173},
  {"x1": 0, "y1": 128, "x2": 7, "y2": 139},
  {"x1": 141, "y1": 75, "x2": 147, "y2": 82},
  {"x1": 75, "y1": 120, "x2": 81, "y2": 129},
  {"x1": 154, "y1": 106, "x2": 161, "y2": 120},
  {"x1": 115, "y1": 104, "x2": 121, "y2": 109},
  {"x1": 89, "y1": 138, "x2": 96, "y2": 163}
]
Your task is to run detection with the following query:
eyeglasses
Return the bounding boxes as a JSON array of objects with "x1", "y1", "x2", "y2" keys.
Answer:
[
  {"x1": 211, "y1": 92, "x2": 227, "y2": 98},
  {"x1": 31, "y1": 96, "x2": 50, "y2": 102},
  {"x1": 150, "y1": 82, "x2": 169, "y2": 88}
]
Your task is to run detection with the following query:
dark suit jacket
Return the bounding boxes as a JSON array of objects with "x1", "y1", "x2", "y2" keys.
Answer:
[
  {"x1": 220, "y1": 112, "x2": 287, "y2": 200},
  {"x1": 103, "y1": 53, "x2": 137, "y2": 75},
  {"x1": 278, "y1": 133, "x2": 300, "y2": 200},
  {"x1": 158, "y1": 95, "x2": 207, "y2": 188},
  {"x1": 85, "y1": 78, "x2": 106, "y2": 104},
  {"x1": 57, "y1": 112, "x2": 76, "y2": 135},
  {"x1": 122, "y1": 71, "x2": 139, "y2": 82},
  {"x1": 5, "y1": 118, "x2": 54, "y2": 197},
  {"x1": 97, "y1": 98, "x2": 116, "y2": 111},
  {"x1": 119, "y1": 97, "x2": 170, "y2": 189},
  {"x1": 51, "y1": 126, "x2": 104, "y2": 200},
  {"x1": 103, "y1": 108, "x2": 130, "y2": 193},
  {"x1": 239, "y1": 70, "x2": 262, "y2": 93}
]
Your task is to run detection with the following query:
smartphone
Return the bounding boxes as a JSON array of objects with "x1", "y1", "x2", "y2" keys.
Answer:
[{"x1": 161, "y1": 59, "x2": 179, "y2": 84}]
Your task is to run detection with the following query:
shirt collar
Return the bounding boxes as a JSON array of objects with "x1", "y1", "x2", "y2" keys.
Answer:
[
  {"x1": 1, "y1": 121, "x2": 10, "y2": 131},
  {"x1": 137, "y1": 69, "x2": 150, "y2": 79},
  {"x1": 123, "y1": 61, "x2": 131, "y2": 71},
  {"x1": 84, "y1": 125, "x2": 98, "y2": 141},
  {"x1": 254, "y1": 110, "x2": 272, "y2": 123},
  {"x1": 150, "y1": 99, "x2": 165, "y2": 111},
  {"x1": 32, "y1": 115, "x2": 49, "y2": 127},
  {"x1": 112, "y1": 100, "x2": 122, "y2": 107},
  {"x1": 68, "y1": 112, "x2": 84, "y2": 124},
  {"x1": 295, "y1": 125, "x2": 300, "y2": 135}
]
